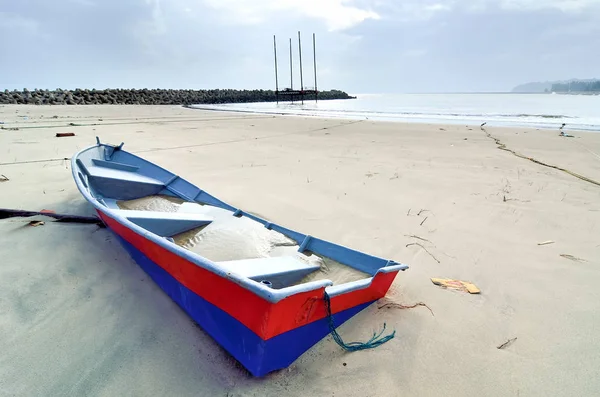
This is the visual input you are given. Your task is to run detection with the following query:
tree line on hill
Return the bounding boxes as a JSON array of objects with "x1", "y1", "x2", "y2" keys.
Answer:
[
  {"x1": 550, "y1": 80, "x2": 600, "y2": 93},
  {"x1": 512, "y1": 79, "x2": 600, "y2": 93},
  {"x1": 0, "y1": 88, "x2": 355, "y2": 105}
]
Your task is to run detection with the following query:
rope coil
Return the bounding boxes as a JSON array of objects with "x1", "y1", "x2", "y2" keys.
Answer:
[{"x1": 323, "y1": 291, "x2": 395, "y2": 352}]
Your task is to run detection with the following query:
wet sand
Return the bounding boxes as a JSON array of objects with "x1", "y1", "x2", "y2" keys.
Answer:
[{"x1": 1, "y1": 104, "x2": 600, "y2": 396}]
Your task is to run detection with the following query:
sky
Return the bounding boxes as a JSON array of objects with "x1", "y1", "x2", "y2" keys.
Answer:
[{"x1": 0, "y1": 0, "x2": 599, "y2": 93}]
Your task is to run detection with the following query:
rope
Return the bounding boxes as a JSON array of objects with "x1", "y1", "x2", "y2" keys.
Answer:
[
  {"x1": 134, "y1": 120, "x2": 363, "y2": 154},
  {"x1": 323, "y1": 291, "x2": 395, "y2": 352},
  {"x1": 0, "y1": 157, "x2": 69, "y2": 166},
  {"x1": 0, "y1": 120, "x2": 360, "y2": 164},
  {"x1": 568, "y1": 139, "x2": 600, "y2": 162},
  {"x1": 482, "y1": 128, "x2": 600, "y2": 188},
  {"x1": 0, "y1": 115, "x2": 271, "y2": 130}
]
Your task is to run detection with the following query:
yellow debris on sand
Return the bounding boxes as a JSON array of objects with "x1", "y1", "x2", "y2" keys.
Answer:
[{"x1": 430, "y1": 278, "x2": 481, "y2": 294}]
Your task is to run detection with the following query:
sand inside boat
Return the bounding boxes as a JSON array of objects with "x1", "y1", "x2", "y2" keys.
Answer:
[{"x1": 116, "y1": 195, "x2": 370, "y2": 287}]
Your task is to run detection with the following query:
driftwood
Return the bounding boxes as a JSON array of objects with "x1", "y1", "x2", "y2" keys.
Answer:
[
  {"x1": 406, "y1": 242, "x2": 440, "y2": 263},
  {"x1": 497, "y1": 337, "x2": 517, "y2": 349},
  {"x1": 0, "y1": 209, "x2": 104, "y2": 226},
  {"x1": 537, "y1": 241, "x2": 555, "y2": 246},
  {"x1": 560, "y1": 254, "x2": 586, "y2": 262},
  {"x1": 404, "y1": 234, "x2": 431, "y2": 243}
]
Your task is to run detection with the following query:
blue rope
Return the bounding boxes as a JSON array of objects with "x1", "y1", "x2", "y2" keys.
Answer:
[{"x1": 323, "y1": 291, "x2": 395, "y2": 352}]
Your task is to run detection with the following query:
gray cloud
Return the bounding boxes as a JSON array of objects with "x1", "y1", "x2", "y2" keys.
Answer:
[{"x1": 0, "y1": 0, "x2": 598, "y2": 92}]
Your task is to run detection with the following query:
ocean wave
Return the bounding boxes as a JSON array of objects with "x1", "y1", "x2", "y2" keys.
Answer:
[
  {"x1": 195, "y1": 104, "x2": 572, "y2": 120},
  {"x1": 515, "y1": 114, "x2": 571, "y2": 119}
]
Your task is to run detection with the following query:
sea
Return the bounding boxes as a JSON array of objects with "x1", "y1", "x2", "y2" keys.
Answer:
[{"x1": 191, "y1": 93, "x2": 600, "y2": 132}]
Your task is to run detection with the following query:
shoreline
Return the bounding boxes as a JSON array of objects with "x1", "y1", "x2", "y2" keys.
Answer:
[{"x1": 186, "y1": 103, "x2": 600, "y2": 133}]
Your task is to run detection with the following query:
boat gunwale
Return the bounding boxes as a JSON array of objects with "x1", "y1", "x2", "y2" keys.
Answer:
[{"x1": 71, "y1": 142, "x2": 408, "y2": 303}]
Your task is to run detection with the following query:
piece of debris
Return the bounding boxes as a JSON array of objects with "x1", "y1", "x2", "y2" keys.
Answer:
[
  {"x1": 537, "y1": 241, "x2": 555, "y2": 246},
  {"x1": 560, "y1": 254, "x2": 586, "y2": 262},
  {"x1": 407, "y1": 243, "x2": 440, "y2": 263},
  {"x1": 56, "y1": 132, "x2": 75, "y2": 137},
  {"x1": 404, "y1": 234, "x2": 431, "y2": 243},
  {"x1": 378, "y1": 302, "x2": 434, "y2": 316},
  {"x1": 431, "y1": 278, "x2": 480, "y2": 294},
  {"x1": 0, "y1": 174, "x2": 9, "y2": 182},
  {"x1": 497, "y1": 337, "x2": 517, "y2": 350},
  {"x1": 417, "y1": 209, "x2": 429, "y2": 216},
  {"x1": 28, "y1": 220, "x2": 45, "y2": 227},
  {"x1": 420, "y1": 216, "x2": 428, "y2": 226},
  {"x1": 407, "y1": 208, "x2": 411, "y2": 216}
]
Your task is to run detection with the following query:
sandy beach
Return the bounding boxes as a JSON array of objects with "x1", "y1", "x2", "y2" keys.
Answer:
[{"x1": 1, "y1": 104, "x2": 599, "y2": 396}]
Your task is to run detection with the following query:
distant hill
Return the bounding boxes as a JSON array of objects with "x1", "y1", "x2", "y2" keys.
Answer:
[
  {"x1": 512, "y1": 81, "x2": 554, "y2": 93},
  {"x1": 512, "y1": 79, "x2": 600, "y2": 93}
]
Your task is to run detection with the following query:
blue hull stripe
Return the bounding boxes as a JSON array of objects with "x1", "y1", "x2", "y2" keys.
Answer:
[{"x1": 115, "y1": 235, "x2": 375, "y2": 377}]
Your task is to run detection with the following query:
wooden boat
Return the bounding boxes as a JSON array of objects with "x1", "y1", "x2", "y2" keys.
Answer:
[{"x1": 72, "y1": 138, "x2": 408, "y2": 376}]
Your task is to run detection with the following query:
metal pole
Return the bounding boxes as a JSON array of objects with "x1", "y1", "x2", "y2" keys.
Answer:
[
  {"x1": 273, "y1": 35, "x2": 279, "y2": 104},
  {"x1": 298, "y1": 31, "x2": 304, "y2": 104},
  {"x1": 289, "y1": 38, "x2": 293, "y2": 102},
  {"x1": 313, "y1": 33, "x2": 318, "y2": 102}
]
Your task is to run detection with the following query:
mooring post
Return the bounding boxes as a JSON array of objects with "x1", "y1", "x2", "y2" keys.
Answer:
[
  {"x1": 298, "y1": 31, "x2": 304, "y2": 104},
  {"x1": 289, "y1": 38, "x2": 294, "y2": 102},
  {"x1": 313, "y1": 33, "x2": 318, "y2": 103},
  {"x1": 273, "y1": 35, "x2": 279, "y2": 104}
]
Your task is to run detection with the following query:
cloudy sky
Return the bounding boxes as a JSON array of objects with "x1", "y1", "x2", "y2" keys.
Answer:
[{"x1": 1, "y1": 0, "x2": 599, "y2": 93}]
